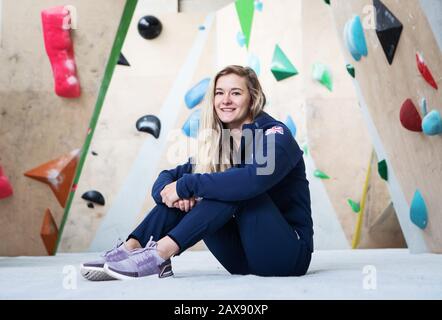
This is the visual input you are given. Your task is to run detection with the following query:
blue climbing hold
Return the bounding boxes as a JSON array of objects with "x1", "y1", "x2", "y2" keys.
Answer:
[
  {"x1": 254, "y1": 0, "x2": 263, "y2": 12},
  {"x1": 248, "y1": 53, "x2": 261, "y2": 76},
  {"x1": 410, "y1": 189, "x2": 428, "y2": 229},
  {"x1": 182, "y1": 109, "x2": 201, "y2": 138},
  {"x1": 422, "y1": 109, "x2": 442, "y2": 136},
  {"x1": 285, "y1": 115, "x2": 297, "y2": 138},
  {"x1": 185, "y1": 78, "x2": 211, "y2": 109},
  {"x1": 236, "y1": 31, "x2": 246, "y2": 47},
  {"x1": 344, "y1": 15, "x2": 368, "y2": 61}
]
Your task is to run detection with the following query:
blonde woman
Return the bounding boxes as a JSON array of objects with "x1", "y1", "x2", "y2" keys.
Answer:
[{"x1": 81, "y1": 65, "x2": 313, "y2": 280}]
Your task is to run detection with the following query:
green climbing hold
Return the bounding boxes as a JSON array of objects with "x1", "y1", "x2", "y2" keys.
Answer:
[
  {"x1": 378, "y1": 159, "x2": 388, "y2": 181},
  {"x1": 271, "y1": 44, "x2": 298, "y2": 81},
  {"x1": 347, "y1": 199, "x2": 361, "y2": 213},
  {"x1": 314, "y1": 169, "x2": 330, "y2": 179},
  {"x1": 235, "y1": 0, "x2": 254, "y2": 49},
  {"x1": 312, "y1": 63, "x2": 333, "y2": 91},
  {"x1": 302, "y1": 144, "x2": 309, "y2": 157},
  {"x1": 346, "y1": 64, "x2": 355, "y2": 78},
  {"x1": 324, "y1": 0, "x2": 330, "y2": 5}
]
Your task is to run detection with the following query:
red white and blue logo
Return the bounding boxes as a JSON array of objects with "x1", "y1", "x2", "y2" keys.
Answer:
[{"x1": 265, "y1": 126, "x2": 284, "y2": 135}]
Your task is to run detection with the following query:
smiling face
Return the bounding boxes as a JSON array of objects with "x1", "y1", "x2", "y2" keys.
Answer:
[{"x1": 214, "y1": 73, "x2": 253, "y2": 129}]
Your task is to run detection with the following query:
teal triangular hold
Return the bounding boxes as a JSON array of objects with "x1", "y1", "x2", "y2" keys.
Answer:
[
  {"x1": 378, "y1": 159, "x2": 388, "y2": 181},
  {"x1": 285, "y1": 115, "x2": 296, "y2": 137},
  {"x1": 235, "y1": 0, "x2": 254, "y2": 49},
  {"x1": 271, "y1": 44, "x2": 298, "y2": 81},
  {"x1": 248, "y1": 53, "x2": 261, "y2": 76},
  {"x1": 344, "y1": 15, "x2": 368, "y2": 61},
  {"x1": 312, "y1": 63, "x2": 333, "y2": 91},
  {"x1": 422, "y1": 110, "x2": 442, "y2": 136},
  {"x1": 182, "y1": 109, "x2": 201, "y2": 138},
  {"x1": 347, "y1": 199, "x2": 361, "y2": 213},
  {"x1": 314, "y1": 169, "x2": 330, "y2": 179},
  {"x1": 346, "y1": 64, "x2": 355, "y2": 78},
  {"x1": 410, "y1": 189, "x2": 428, "y2": 229},
  {"x1": 185, "y1": 78, "x2": 211, "y2": 109}
]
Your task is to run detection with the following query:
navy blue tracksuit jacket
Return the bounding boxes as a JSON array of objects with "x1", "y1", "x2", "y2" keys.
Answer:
[{"x1": 134, "y1": 111, "x2": 313, "y2": 276}]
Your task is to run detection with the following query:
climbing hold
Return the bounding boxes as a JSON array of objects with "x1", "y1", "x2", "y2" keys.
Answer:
[
  {"x1": 346, "y1": 64, "x2": 355, "y2": 78},
  {"x1": 374, "y1": 0, "x2": 403, "y2": 65},
  {"x1": 285, "y1": 115, "x2": 297, "y2": 138},
  {"x1": 302, "y1": 144, "x2": 309, "y2": 157},
  {"x1": 399, "y1": 99, "x2": 422, "y2": 132},
  {"x1": 377, "y1": 159, "x2": 388, "y2": 181},
  {"x1": 235, "y1": 0, "x2": 254, "y2": 48},
  {"x1": 347, "y1": 199, "x2": 361, "y2": 213},
  {"x1": 416, "y1": 52, "x2": 438, "y2": 90},
  {"x1": 182, "y1": 109, "x2": 201, "y2": 138},
  {"x1": 24, "y1": 149, "x2": 80, "y2": 207},
  {"x1": 91, "y1": 151, "x2": 98, "y2": 156},
  {"x1": 312, "y1": 63, "x2": 333, "y2": 91},
  {"x1": 324, "y1": 0, "x2": 331, "y2": 5},
  {"x1": 314, "y1": 169, "x2": 330, "y2": 179},
  {"x1": 136, "y1": 115, "x2": 161, "y2": 138},
  {"x1": 41, "y1": 6, "x2": 81, "y2": 98},
  {"x1": 422, "y1": 110, "x2": 442, "y2": 136},
  {"x1": 271, "y1": 44, "x2": 299, "y2": 81},
  {"x1": 248, "y1": 53, "x2": 261, "y2": 76},
  {"x1": 81, "y1": 190, "x2": 105, "y2": 206},
  {"x1": 420, "y1": 97, "x2": 427, "y2": 116},
  {"x1": 254, "y1": 0, "x2": 263, "y2": 11},
  {"x1": 198, "y1": 25, "x2": 205, "y2": 30},
  {"x1": 343, "y1": 15, "x2": 368, "y2": 61},
  {"x1": 87, "y1": 202, "x2": 95, "y2": 209},
  {"x1": 0, "y1": 166, "x2": 13, "y2": 199},
  {"x1": 185, "y1": 78, "x2": 211, "y2": 109},
  {"x1": 236, "y1": 31, "x2": 246, "y2": 47},
  {"x1": 40, "y1": 208, "x2": 58, "y2": 255},
  {"x1": 410, "y1": 189, "x2": 427, "y2": 229},
  {"x1": 117, "y1": 53, "x2": 130, "y2": 66},
  {"x1": 138, "y1": 15, "x2": 162, "y2": 40}
]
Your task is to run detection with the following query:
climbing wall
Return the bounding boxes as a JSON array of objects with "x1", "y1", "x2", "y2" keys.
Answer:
[
  {"x1": 329, "y1": 0, "x2": 442, "y2": 253},
  {"x1": 59, "y1": 0, "x2": 213, "y2": 251},
  {"x1": 0, "y1": 0, "x2": 127, "y2": 256}
]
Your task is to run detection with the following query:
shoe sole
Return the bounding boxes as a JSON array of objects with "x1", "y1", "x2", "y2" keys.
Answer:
[
  {"x1": 103, "y1": 263, "x2": 174, "y2": 280},
  {"x1": 80, "y1": 264, "x2": 116, "y2": 281}
]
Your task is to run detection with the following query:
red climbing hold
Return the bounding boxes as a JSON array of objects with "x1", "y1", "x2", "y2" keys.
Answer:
[
  {"x1": 41, "y1": 6, "x2": 81, "y2": 98},
  {"x1": 0, "y1": 166, "x2": 13, "y2": 199},
  {"x1": 416, "y1": 52, "x2": 438, "y2": 90},
  {"x1": 400, "y1": 98, "x2": 422, "y2": 132}
]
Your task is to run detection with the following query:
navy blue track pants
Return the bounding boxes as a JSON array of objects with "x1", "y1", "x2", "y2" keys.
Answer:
[{"x1": 128, "y1": 193, "x2": 311, "y2": 276}]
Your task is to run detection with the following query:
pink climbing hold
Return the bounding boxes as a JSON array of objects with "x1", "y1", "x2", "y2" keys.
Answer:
[
  {"x1": 416, "y1": 52, "x2": 438, "y2": 90},
  {"x1": 400, "y1": 98, "x2": 422, "y2": 132},
  {"x1": 41, "y1": 6, "x2": 81, "y2": 98},
  {"x1": 0, "y1": 166, "x2": 13, "y2": 199}
]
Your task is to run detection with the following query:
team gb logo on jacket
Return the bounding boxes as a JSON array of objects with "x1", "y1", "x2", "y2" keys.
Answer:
[{"x1": 265, "y1": 126, "x2": 284, "y2": 135}]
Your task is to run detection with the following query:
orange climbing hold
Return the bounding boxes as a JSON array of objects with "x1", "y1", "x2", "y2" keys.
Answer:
[
  {"x1": 40, "y1": 208, "x2": 59, "y2": 255},
  {"x1": 24, "y1": 149, "x2": 80, "y2": 207}
]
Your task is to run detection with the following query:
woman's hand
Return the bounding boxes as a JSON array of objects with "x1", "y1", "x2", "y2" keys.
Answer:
[
  {"x1": 160, "y1": 181, "x2": 180, "y2": 208},
  {"x1": 173, "y1": 197, "x2": 196, "y2": 213}
]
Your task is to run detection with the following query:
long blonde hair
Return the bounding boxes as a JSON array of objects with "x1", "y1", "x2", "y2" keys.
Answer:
[{"x1": 193, "y1": 65, "x2": 266, "y2": 174}]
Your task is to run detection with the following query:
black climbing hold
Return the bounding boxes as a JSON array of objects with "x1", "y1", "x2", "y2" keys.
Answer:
[
  {"x1": 91, "y1": 151, "x2": 98, "y2": 156},
  {"x1": 81, "y1": 190, "x2": 105, "y2": 206},
  {"x1": 87, "y1": 202, "x2": 94, "y2": 209},
  {"x1": 138, "y1": 15, "x2": 162, "y2": 40},
  {"x1": 117, "y1": 53, "x2": 130, "y2": 66},
  {"x1": 374, "y1": 0, "x2": 403, "y2": 65},
  {"x1": 136, "y1": 115, "x2": 161, "y2": 139}
]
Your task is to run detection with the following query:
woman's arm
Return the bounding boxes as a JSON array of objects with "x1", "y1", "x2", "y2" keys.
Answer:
[
  {"x1": 176, "y1": 128, "x2": 303, "y2": 202},
  {"x1": 151, "y1": 158, "x2": 193, "y2": 204}
]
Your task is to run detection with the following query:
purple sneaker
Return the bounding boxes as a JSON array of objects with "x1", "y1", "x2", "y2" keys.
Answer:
[
  {"x1": 80, "y1": 240, "x2": 132, "y2": 281},
  {"x1": 103, "y1": 237, "x2": 173, "y2": 280}
]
